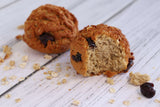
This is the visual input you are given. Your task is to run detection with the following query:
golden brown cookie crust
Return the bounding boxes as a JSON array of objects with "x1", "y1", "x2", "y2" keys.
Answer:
[
  {"x1": 70, "y1": 24, "x2": 134, "y2": 77},
  {"x1": 23, "y1": 4, "x2": 78, "y2": 54}
]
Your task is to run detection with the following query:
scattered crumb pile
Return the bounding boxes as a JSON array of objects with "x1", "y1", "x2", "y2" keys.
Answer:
[
  {"x1": 0, "y1": 45, "x2": 12, "y2": 65},
  {"x1": 44, "y1": 70, "x2": 59, "y2": 80}
]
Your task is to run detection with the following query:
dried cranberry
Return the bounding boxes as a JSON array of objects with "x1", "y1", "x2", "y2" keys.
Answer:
[
  {"x1": 140, "y1": 82, "x2": 156, "y2": 98},
  {"x1": 72, "y1": 52, "x2": 82, "y2": 62},
  {"x1": 86, "y1": 37, "x2": 96, "y2": 48},
  {"x1": 124, "y1": 58, "x2": 134, "y2": 72},
  {"x1": 39, "y1": 33, "x2": 55, "y2": 48}
]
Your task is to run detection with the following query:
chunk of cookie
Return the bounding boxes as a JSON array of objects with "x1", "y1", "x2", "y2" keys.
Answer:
[
  {"x1": 23, "y1": 4, "x2": 78, "y2": 54},
  {"x1": 70, "y1": 24, "x2": 134, "y2": 77}
]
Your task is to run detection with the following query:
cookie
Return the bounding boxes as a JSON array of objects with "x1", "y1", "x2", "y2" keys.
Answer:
[
  {"x1": 23, "y1": 4, "x2": 78, "y2": 54},
  {"x1": 70, "y1": 24, "x2": 134, "y2": 77}
]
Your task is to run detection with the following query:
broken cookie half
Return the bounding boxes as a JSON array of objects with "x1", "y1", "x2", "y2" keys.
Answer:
[{"x1": 70, "y1": 24, "x2": 134, "y2": 77}]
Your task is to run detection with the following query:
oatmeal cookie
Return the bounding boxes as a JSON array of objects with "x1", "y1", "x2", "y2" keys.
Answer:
[
  {"x1": 23, "y1": 4, "x2": 78, "y2": 54},
  {"x1": 70, "y1": 24, "x2": 134, "y2": 77}
]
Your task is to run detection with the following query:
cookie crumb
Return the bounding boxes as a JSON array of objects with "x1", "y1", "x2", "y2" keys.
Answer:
[
  {"x1": 154, "y1": 99, "x2": 160, "y2": 103},
  {"x1": 41, "y1": 66, "x2": 48, "y2": 70},
  {"x1": 0, "y1": 57, "x2": 4, "y2": 63},
  {"x1": 22, "y1": 55, "x2": 28, "y2": 62},
  {"x1": 50, "y1": 72, "x2": 58, "y2": 78},
  {"x1": 65, "y1": 73, "x2": 70, "y2": 77},
  {"x1": 46, "y1": 76, "x2": 53, "y2": 80},
  {"x1": 106, "y1": 78, "x2": 114, "y2": 85},
  {"x1": 18, "y1": 77, "x2": 25, "y2": 81},
  {"x1": 3, "y1": 45, "x2": 12, "y2": 60},
  {"x1": 15, "y1": 98, "x2": 21, "y2": 103},
  {"x1": 3, "y1": 65, "x2": 14, "y2": 71},
  {"x1": 57, "y1": 82, "x2": 61, "y2": 85},
  {"x1": 156, "y1": 77, "x2": 160, "y2": 81},
  {"x1": 56, "y1": 67, "x2": 61, "y2": 72},
  {"x1": 108, "y1": 99, "x2": 115, "y2": 104},
  {"x1": 3, "y1": 45, "x2": 11, "y2": 53},
  {"x1": 45, "y1": 71, "x2": 58, "y2": 80},
  {"x1": 33, "y1": 63, "x2": 40, "y2": 70},
  {"x1": 1, "y1": 77, "x2": 9, "y2": 85},
  {"x1": 5, "y1": 94, "x2": 11, "y2": 99},
  {"x1": 44, "y1": 54, "x2": 52, "y2": 60},
  {"x1": 3, "y1": 65, "x2": 10, "y2": 71},
  {"x1": 68, "y1": 89, "x2": 71, "y2": 91},
  {"x1": 61, "y1": 79, "x2": 67, "y2": 84},
  {"x1": 123, "y1": 100, "x2": 130, "y2": 106},
  {"x1": 43, "y1": 72, "x2": 48, "y2": 75},
  {"x1": 137, "y1": 97, "x2": 141, "y2": 100},
  {"x1": 72, "y1": 100, "x2": 80, "y2": 106},
  {"x1": 17, "y1": 24, "x2": 24, "y2": 29},
  {"x1": 129, "y1": 72, "x2": 150, "y2": 86},
  {"x1": 19, "y1": 62, "x2": 27, "y2": 69},
  {"x1": 16, "y1": 35, "x2": 23, "y2": 40},
  {"x1": 56, "y1": 63, "x2": 61, "y2": 66},
  {"x1": 9, "y1": 75, "x2": 17, "y2": 80},
  {"x1": 109, "y1": 88, "x2": 116, "y2": 93},
  {"x1": 1, "y1": 81, "x2": 9, "y2": 85},
  {"x1": 9, "y1": 60, "x2": 15, "y2": 66},
  {"x1": 1, "y1": 77, "x2": 7, "y2": 82}
]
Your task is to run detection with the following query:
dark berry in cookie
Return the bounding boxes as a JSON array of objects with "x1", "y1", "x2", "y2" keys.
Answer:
[
  {"x1": 39, "y1": 33, "x2": 55, "y2": 48},
  {"x1": 86, "y1": 37, "x2": 96, "y2": 48},
  {"x1": 124, "y1": 58, "x2": 134, "y2": 72},
  {"x1": 72, "y1": 52, "x2": 82, "y2": 62}
]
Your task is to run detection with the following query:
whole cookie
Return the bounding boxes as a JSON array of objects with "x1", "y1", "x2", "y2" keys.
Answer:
[
  {"x1": 70, "y1": 24, "x2": 134, "y2": 77},
  {"x1": 23, "y1": 4, "x2": 78, "y2": 54}
]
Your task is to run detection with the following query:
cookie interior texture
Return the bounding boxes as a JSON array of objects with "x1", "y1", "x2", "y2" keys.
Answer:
[{"x1": 87, "y1": 35, "x2": 127, "y2": 75}]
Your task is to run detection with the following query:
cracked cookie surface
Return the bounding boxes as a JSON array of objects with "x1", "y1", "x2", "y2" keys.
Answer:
[{"x1": 23, "y1": 4, "x2": 78, "y2": 54}]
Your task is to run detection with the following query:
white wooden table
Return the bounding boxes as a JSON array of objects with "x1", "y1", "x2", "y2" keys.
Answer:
[{"x1": 0, "y1": 0, "x2": 160, "y2": 107}]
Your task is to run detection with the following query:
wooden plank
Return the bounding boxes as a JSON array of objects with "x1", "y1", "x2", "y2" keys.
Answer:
[
  {"x1": 71, "y1": 0, "x2": 135, "y2": 29},
  {"x1": 0, "y1": 0, "x2": 136, "y2": 106}
]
